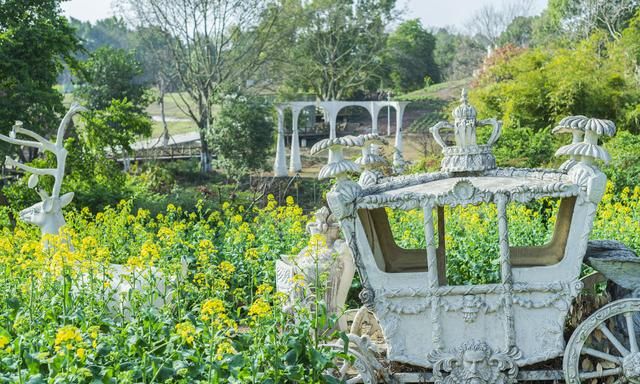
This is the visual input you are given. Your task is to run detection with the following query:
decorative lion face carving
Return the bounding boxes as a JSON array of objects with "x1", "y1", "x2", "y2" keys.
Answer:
[
  {"x1": 431, "y1": 341, "x2": 519, "y2": 384},
  {"x1": 453, "y1": 345, "x2": 493, "y2": 384}
]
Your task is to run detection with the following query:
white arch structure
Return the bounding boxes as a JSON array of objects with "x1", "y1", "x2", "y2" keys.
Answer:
[{"x1": 273, "y1": 100, "x2": 410, "y2": 177}]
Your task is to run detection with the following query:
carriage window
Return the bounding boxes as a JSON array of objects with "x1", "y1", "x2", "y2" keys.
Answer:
[
  {"x1": 359, "y1": 208, "x2": 431, "y2": 274},
  {"x1": 444, "y1": 205, "x2": 501, "y2": 285},
  {"x1": 509, "y1": 197, "x2": 575, "y2": 267},
  {"x1": 508, "y1": 198, "x2": 561, "y2": 247},
  {"x1": 386, "y1": 208, "x2": 427, "y2": 249},
  {"x1": 358, "y1": 197, "x2": 575, "y2": 283}
]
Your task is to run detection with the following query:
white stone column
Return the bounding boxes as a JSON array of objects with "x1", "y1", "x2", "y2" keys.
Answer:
[
  {"x1": 370, "y1": 102, "x2": 380, "y2": 135},
  {"x1": 324, "y1": 101, "x2": 341, "y2": 164},
  {"x1": 386, "y1": 102, "x2": 392, "y2": 136},
  {"x1": 393, "y1": 102, "x2": 410, "y2": 170},
  {"x1": 289, "y1": 105, "x2": 303, "y2": 173},
  {"x1": 273, "y1": 105, "x2": 288, "y2": 177}
]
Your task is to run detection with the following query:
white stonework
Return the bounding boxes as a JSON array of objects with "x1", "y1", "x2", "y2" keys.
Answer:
[
  {"x1": 273, "y1": 100, "x2": 410, "y2": 176},
  {"x1": 315, "y1": 95, "x2": 640, "y2": 383},
  {"x1": 276, "y1": 207, "x2": 355, "y2": 331},
  {"x1": 0, "y1": 104, "x2": 85, "y2": 237}
]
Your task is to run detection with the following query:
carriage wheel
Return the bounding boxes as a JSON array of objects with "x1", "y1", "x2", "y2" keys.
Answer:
[{"x1": 564, "y1": 298, "x2": 640, "y2": 384}]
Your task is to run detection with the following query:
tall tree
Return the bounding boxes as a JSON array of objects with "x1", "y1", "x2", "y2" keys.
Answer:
[
  {"x1": 73, "y1": 47, "x2": 152, "y2": 151},
  {"x1": 0, "y1": 0, "x2": 80, "y2": 160},
  {"x1": 499, "y1": 15, "x2": 535, "y2": 47},
  {"x1": 467, "y1": 0, "x2": 535, "y2": 46},
  {"x1": 279, "y1": 0, "x2": 396, "y2": 100},
  {"x1": 539, "y1": 0, "x2": 639, "y2": 41},
  {"x1": 210, "y1": 95, "x2": 273, "y2": 182},
  {"x1": 134, "y1": 26, "x2": 179, "y2": 146},
  {"x1": 121, "y1": 0, "x2": 283, "y2": 172},
  {"x1": 385, "y1": 19, "x2": 439, "y2": 92},
  {"x1": 74, "y1": 47, "x2": 149, "y2": 112},
  {"x1": 433, "y1": 28, "x2": 485, "y2": 81},
  {"x1": 69, "y1": 16, "x2": 133, "y2": 54}
]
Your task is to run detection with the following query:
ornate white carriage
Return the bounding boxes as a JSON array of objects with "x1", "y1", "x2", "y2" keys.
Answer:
[{"x1": 313, "y1": 91, "x2": 640, "y2": 383}]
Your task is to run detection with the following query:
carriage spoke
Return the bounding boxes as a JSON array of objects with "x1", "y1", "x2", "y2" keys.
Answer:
[
  {"x1": 582, "y1": 347, "x2": 623, "y2": 364},
  {"x1": 599, "y1": 323, "x2": 631, "y2": 356},
  {"x1": 579, "y1": 367, "x2": 623, "y2": 380},
  {"x1": 625, "y1": 312, "x2": 639, "y2": 353}
]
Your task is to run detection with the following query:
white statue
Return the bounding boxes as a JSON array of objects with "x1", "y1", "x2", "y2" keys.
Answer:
[
  {"x1": 276, "y1": 206, "x2": 355, "y2": 331},
  {"x1": 0, "y1": 103, "x2": 85, "y2": 236}
]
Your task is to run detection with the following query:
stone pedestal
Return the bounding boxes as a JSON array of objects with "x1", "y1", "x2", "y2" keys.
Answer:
[{"x1": 276, "y1": 207, "x2": 355, "y2": 330}]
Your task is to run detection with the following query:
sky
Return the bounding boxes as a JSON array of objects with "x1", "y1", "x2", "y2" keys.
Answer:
[{"x1": 61, "y1": 0, "x2": 548, "y2": 30}]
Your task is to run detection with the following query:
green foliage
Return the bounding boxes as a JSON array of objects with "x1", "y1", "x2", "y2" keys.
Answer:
[
  {"x1": 74, "y1": 46, "x2": 150, "y2": 111},
  {"x1": 0, "y1": 197, "x2": 346, "y2": 382},
  {"x1": 604, "y1": 131, "x2": 640, "y2": 191},
  {"x1": 542, "y1": 0, "x2": 639, "y2": 41},
  {"x1": 210, "y1": 96, "x2": 274, "y2": 181},
  {"x1": 385, "y1": 19, "x2": 439, "y2": 92},
  {"x1": 471, "y1": 30, "x2": 640, "y2": 166},
  {"x1": 81, "y1": 99, "x2": 152, "y2": 151},
  {"x1": 498, "y1": 16, "x2": 535, "y2": 47},
  {"x1": 433, "y1": 28, "x2": 485, "y2": 81},
  {"x1": 0, "y1": 0, "x2": 80, "y2": 156},
  {"x1": 73, "y1": 46, "x2": 152, "y2": 154},
  {"x1": 492, "y1": 127, "x2": 557, "y2": 168},
  {"x1": 69, "y1": 16, "x2": 132, "y2": 54},
  {"x1": 278, "y1": 0, "x2": 396, "y2": 100}
]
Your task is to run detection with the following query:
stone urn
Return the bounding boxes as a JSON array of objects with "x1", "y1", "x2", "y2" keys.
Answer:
[{"x1": 276, "y1": 206, "x2": 355, "y2": 330}]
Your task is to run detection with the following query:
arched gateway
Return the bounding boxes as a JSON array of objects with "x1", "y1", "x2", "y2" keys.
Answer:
[{"x1": 273, "y1": 100, "x2": 410, "y2": 176}]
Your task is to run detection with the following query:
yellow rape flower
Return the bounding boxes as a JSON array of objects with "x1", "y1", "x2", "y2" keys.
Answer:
[
  {"x1": 201, "y1": 299, "x2": 225, "y2": 322},
  {"x1": 55, "y1": 325, "x2": 82, "y2": 351},
  {"x1": 291, "y1": 273, "x2": 306, "y2": 287},
  {"x1": 231, "y1": 214, "x2": 243, "y2": 224},
  {"x1": 81, "y1": 236, "x2": 98, "y2": 249},
  {"x1": 175, "y1": 321, "x2": 196, "y2": 345},
  {"x1": 215, "y1": 341, "x2": 236, "y2": 360},
  {"x1": 157, "y1": 227, "x2": 175, "y2": 241},
  {"x1": 218, "y1": 261, "x2": 235, "y2": 276},
  {"x1": 0, "y1": 335, "x2": 10, "y2": 349},
  {"x1": 256, "y1": 283, "x2": 273, "y2": 296},
  {"x1": 248, "y1": 298, "x2": 271, "y2": 318}
]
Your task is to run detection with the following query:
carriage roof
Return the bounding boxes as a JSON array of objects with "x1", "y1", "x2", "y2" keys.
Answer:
[{"x1": 356, "y1": 168, "x2": 580, "y2": 211}]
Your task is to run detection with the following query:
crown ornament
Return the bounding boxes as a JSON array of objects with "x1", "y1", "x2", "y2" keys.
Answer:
[{"x1": 430, "y1": 89, "x2": 502, "y2": 173}]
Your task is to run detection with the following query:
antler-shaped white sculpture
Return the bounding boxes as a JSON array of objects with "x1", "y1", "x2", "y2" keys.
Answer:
[{"x1": 0, "y1": 103, "x2": 86, "y2": 236}]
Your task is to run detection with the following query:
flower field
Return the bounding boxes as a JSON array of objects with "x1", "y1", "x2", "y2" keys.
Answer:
[
  {"x1": 0, "y1": 184, "x2": 638, "y2": 383},
  {"x1": 0, "y1": 196, "x2": 346, "y2": 383}
]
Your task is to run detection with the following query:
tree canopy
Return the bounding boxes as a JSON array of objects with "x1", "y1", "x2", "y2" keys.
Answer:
[
  {"x1": 277, "y1": 0, "x2": 396, "y2": 100},
  {"x1": 0, "y1": 0, "x2": 80, "y2": 158},
  {"x1": 385, "y1": 19, "x2": 439, "y2": 92},
  {"x1": 73, "y1": 47, "x2": 152, "y2": 151},
  {"x1": 123, "y1": 0, "x2": 283, "y2": 171}
]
